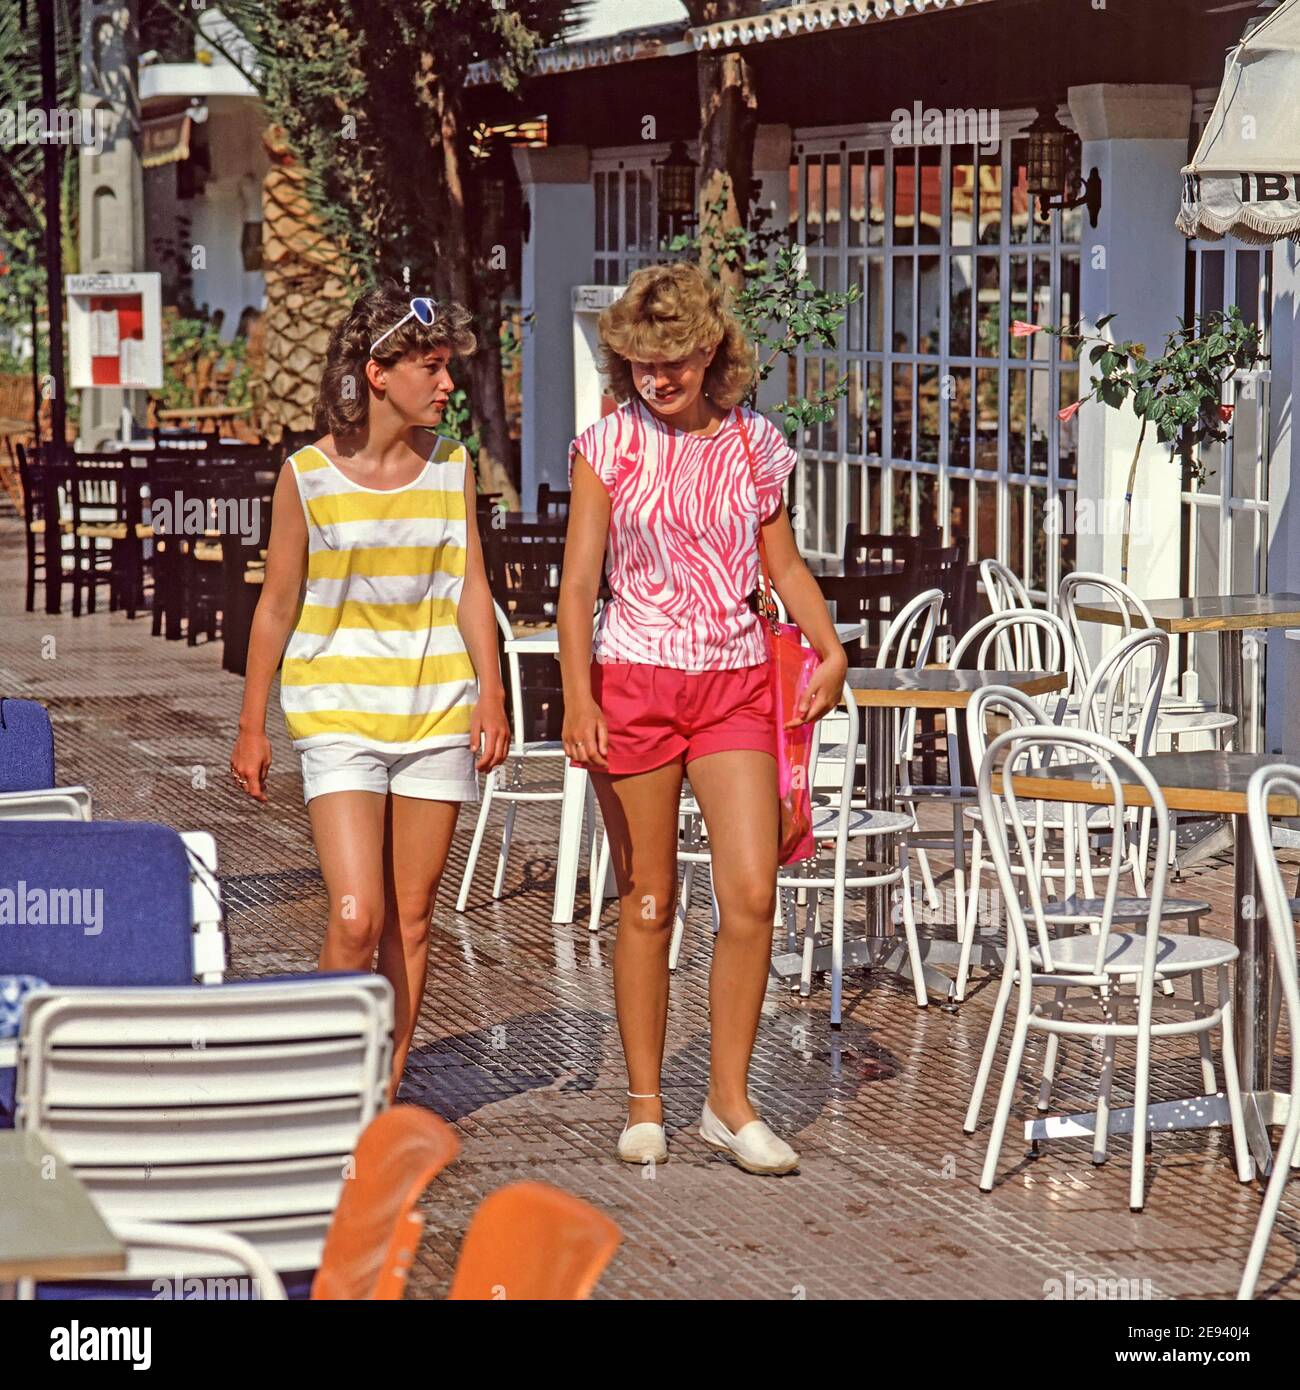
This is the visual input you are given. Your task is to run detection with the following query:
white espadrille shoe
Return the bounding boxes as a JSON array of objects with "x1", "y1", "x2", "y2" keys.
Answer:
[
  {"x1": 699, "y1": 1101, "x2": 799, "y2": 1175},
  {"x1": 617, "y1": 1090, "x2": 668, "y2": 1165}
]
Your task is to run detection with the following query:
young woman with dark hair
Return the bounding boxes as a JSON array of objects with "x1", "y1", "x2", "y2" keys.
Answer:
[
  {"x1": 559, "y1": 263, "x2": 848, "y2": 1174},
  {"x1": 230, "y1": 286, "x2": 510, "y2": 1100}
]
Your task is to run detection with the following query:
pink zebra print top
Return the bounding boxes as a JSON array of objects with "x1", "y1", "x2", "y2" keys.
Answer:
[{"x1": 568, "y1": 398, "x2": 799, "y2": 671}]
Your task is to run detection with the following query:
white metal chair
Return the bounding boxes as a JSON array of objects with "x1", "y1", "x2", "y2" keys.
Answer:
[
  {"x1": 0, "y1": 786, "x2": 92, "y2": 820},
  {"x1": 979, "y1": 559, "x2": 1042, "y2": 666},
  {"x1": 1058, "y1": 571, "x2": 1237, "y2": 747},
  {"x1": 783, "y1": 676, "x2": 922, "y2": 1021},
  {"x1": 905, "y1": 607, "x2": 1074, "y2": 958},
  {"x1": 963, "y1": 725, "x2": 1250, "y2": 1210},
  {"x1": 99, "y1": 1220, "x2": 289, "y2": 1299},
  {"x1": 1238, "y1": 764, "x2": 1300, "y2": 1300},
  {"x1": 456, "y1": 601, "x2": 598, "y2": 916},
  {"x1": 14, "y1": 975, "x2": 393, "y2": 1292}
]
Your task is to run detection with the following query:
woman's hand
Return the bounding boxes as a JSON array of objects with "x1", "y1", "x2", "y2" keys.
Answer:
[
  {"x1": 230, "y1": 729, "x2": 272, "y2": 802},
  {"x1": 562, "y1": 697, "x2": 609, "y2": 770},
  {"x1": 787, "y1": 646, "x2": 849, "y2": 727},
  {"x1": 471, "y1": 690, "x2": 512, "y2": 774}
]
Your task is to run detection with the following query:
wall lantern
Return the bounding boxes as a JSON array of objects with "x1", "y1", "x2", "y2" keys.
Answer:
[
  {"x1": 656, "y1": 140, "x2": 698, "y2": 239},
  {"x1": 1025, "y1": 101, "x2": 1102, "y2": 227}
]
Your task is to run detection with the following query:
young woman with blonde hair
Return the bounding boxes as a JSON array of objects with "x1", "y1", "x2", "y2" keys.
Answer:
[
  {"x1": 230, "y1": 286, "x2": 510, "y2": 1100},
  {"x1": 559, "y1": 263, "x2": 848, "y2": 1174}
]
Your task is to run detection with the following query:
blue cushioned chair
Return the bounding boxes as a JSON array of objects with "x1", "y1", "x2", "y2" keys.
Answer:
[
  {"x1": 0, "y1": 820, "x2": 196, "y2": 1125},
  {"x1": 0, "y1": 698, "x2": 56, "y2": 793}
]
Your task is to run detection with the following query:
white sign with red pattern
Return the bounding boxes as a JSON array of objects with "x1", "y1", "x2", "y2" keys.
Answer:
[{"x1": 66, "y1": 272, "x2": 162, "y2": 389}]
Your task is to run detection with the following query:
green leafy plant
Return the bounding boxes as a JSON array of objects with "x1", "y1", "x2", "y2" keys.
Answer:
[
  {"x1": 668, "y1": 179, "x2": 863, "y2": 439},
  {"x1": 1028, "y1": 306, "x2": 1266, "y2": 582},
  {"x1": 160, "y1": 313, "x2": 252, "y2": 412}
]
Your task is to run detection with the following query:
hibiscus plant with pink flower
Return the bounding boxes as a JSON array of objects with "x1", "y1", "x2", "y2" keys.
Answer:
[{"x1": 1026, "y1": 306, "x2": 1265, "y2": 581}]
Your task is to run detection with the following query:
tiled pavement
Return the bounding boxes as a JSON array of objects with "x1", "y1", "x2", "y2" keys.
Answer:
[{"x1": 2, "y1": 517, "x2": 1297, "y2": 1301}]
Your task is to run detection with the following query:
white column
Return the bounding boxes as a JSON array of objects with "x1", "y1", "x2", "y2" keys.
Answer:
[
  {"x1": 1068, "y1": 85, "x2": 1192, "y2": 627},
  {"x1": 513, "y1": 145, "x2": 594, "y2": 509},
  {"x1": 1265, "y1": 239, "x2": 1299, "y2": 753}
]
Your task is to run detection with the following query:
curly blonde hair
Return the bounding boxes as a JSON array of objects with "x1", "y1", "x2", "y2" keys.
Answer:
[
  {"x1": 315, "y1": 285, "x2": 477, "y2": 438},
  {"x1": 598, "y1": 263, "x2": 757, "y2": 409}
]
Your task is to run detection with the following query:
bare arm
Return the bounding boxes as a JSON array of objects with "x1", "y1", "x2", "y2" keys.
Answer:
[
  {"x1": 456, "y1": 448, "x2": 510, "y2": 772},
  {"x1": 761, "y1": 501, "x2": 848, "y2": 724},
  {"x1": 557, "y1": 452, "x2": 611, "y2": 765},
  {"x1": 230, "y1": 462, "x2": 308, "y2": 800}
]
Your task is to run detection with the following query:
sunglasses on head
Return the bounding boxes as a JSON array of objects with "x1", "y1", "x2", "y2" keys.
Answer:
[{"x1": 369, "y1": 297, "x2": 438, "y2": 358}]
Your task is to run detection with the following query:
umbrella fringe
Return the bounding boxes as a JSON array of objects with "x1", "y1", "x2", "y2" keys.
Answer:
[{"x1": 1177, "y1": 201, "x2": 1300, "y2": 245}]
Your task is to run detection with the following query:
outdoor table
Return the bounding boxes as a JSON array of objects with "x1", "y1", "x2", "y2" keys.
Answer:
[
  {"x1": 1007, "y1": 749, "x2": 1300, "y2": 1178},
  {"x1": 1072, "y1": 593, "x2": 1300, "y2": 755},
  {"x1": 0, "y1": 1130, "x2": 125, "y2": 1283},
  {"x1": 769, "y1": 668, "x2": 1068, "y2": 1004},
  {"x1": 506, "y1": 623, "x2": 869, "y2": 924}
]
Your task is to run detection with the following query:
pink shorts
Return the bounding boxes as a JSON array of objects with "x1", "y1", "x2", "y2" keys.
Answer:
[{"x1": 575, "y1": 659, "x2": 775, "y2": 776}]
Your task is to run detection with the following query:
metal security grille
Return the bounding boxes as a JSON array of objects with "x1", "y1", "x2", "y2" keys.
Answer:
[
  {"x1": 788, "y1": 114, "x2": 1082, "y2": 597},
  {"x1": 1181, "y1": 239, "x2": 1273, "y2": 715}
]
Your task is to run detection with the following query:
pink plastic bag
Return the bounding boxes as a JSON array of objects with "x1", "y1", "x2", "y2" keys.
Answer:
[{"x1": 764, "y1": 619, "x2": 822, "y2": 866}]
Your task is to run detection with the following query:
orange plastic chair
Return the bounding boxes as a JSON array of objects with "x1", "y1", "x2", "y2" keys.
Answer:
[
  {"x1": 447, "y1": 1181, "x2": 622, "y2": 1300},
  {"x1": 311, "y1": 1105, "x2": 461, "y2": 1300}
]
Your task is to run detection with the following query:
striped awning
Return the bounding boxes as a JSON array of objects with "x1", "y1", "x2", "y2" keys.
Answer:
[
  {"x1": 467, "y1": 0, "x2": 994, "y2": 86},
  {"x1": 141, "y1": 111, "x2": 193, "y2": 168},
  {"x1": 691, "y1": 0, "x2": 996, "y2": 50},
  {"x1": 1178, "y1": 0, "x2": 1300, "y2": 244}
]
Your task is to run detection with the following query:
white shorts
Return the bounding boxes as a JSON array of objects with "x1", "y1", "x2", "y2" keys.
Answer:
[{"x1": 299, "y1": 741, "x2": 481, "y2": 805}]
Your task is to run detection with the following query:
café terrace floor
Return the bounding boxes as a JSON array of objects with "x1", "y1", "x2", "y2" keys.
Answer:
[{"x1": 2, "y1": 518, "x2": 1297, "y2": 1301}]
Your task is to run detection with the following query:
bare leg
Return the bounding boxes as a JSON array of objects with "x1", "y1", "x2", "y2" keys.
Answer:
[
  {"x1": 686, "y1": 749, "x2": 780, "y2": 1134},
  {"x1": 590, "y1": 759, "x2": 685, "y2": 1130},
  {"x1": 309, "y1": 790, "x2": 389, "y2": 975},
  {"x1": 377, "y1": 794, "x2": 461, "y2": 1100}
]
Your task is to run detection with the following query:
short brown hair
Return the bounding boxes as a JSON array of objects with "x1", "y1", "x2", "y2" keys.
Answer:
[
  {"x1": 315, "y1": 285, "x2": 477, "y2": 437},
  {"x1": 598, "y1": 263, "x2": 756, "y2": 409}
]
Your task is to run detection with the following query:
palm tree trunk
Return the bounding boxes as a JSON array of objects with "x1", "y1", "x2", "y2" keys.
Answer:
[{"x1": 687, "y1": 1, "x2": 762, "y2": 294}]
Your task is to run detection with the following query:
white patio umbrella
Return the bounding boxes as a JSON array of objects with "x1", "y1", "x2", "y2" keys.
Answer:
[{"x1": 1178, "y1": 0, "x2": 1300, "y2": 244}]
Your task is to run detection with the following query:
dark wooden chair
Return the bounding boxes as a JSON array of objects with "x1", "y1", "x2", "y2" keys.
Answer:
[
  {"x1": 817, "y1": 572, "x2": 924, "y2": 669},
  {"x1": 483, "y1": 517, "x2": 567, "y2": 626},
  {"x1": 16, "y1": 443, "x2": 73, "y2": 614},
  {"x1": 60, "y1": 455, "x2": 149, "y2": 619},
  {"x1": 219, "y1": 463, "x2": 278, "y2": 675},
  {"x1": 536, "y1": 484, "x2": 571, "y2": 520},
  {"x1": 841, "y1": 523, "x2": 919, "y2": 575}
]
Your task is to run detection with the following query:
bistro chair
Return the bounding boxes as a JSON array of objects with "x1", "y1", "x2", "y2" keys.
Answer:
[
  {"x1": 64, "y1": 455, "x2": 151, "y2": 619},
  {"x1": 535, "y1": 483, "x2": 571, "y2": 520},
  {"x1": 979, "y1": 558, "x2": 1041, "y2": 664},
  {"x1": 906, "y1": 608, "x2": 1075, "y2": 961},
  {"x1": 311, "y1": 1107, "x2": 461, "y2": 1299},
  {"x1": 841, "y1": 523, "x2": 918, "y2": 575},
  {"x1": 1058, "y1": 571, "x2": 1237, "y2": 747},
  {"x1": 784, "y1": 675, "x2": 923, "y2": 1021},
  {"x1": 0, "y1": 696, "x2": 56, "y2": 792},
  {"x1": 455, "y1": 601, "x2": 598, "y2": 919},
  {"x1": 1238, "y1": 764, "x2": 1300, "y2": 1300},
  {"x1": 15, "y1": 975, "x2": 392, "y2": 1298},
  {"x1": 447, "y1": 1181, "x2": 621, "y2": 1300},
  {"x1": 963, "y1": 725, "x2": 1251, "y2": 1211},
  {"x1": 15, "y1": 443, "x2": 73, "y2": 613},
  {"x1": 483, "y1": 514, "x2": 567, "y2": 627},
  {"x1": 957, "y1": 633, "x2": 1215, "y2": 1002}
]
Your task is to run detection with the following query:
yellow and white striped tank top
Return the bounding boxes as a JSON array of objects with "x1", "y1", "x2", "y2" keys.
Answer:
[{"x1": 279, "y1": 436, "x2": 478, "y2": 752}]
